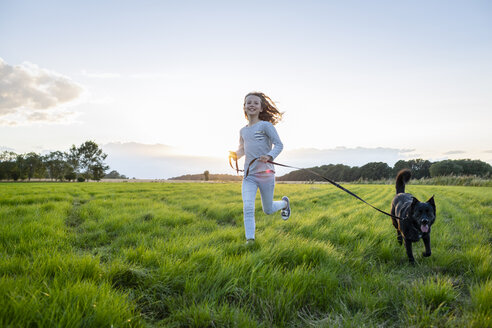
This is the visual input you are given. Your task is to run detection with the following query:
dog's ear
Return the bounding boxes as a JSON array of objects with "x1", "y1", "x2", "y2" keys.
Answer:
[
  {"x1": 427, "y1": 195, "x2": 436, "y2": 214},
  {"x1": 410, "y1": 197, "x2": 420, "y2": 212}
]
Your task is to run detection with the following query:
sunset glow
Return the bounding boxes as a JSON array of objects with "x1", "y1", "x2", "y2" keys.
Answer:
[{"x1": 1, "y1": 1, "x2": 491, "y2": 178}]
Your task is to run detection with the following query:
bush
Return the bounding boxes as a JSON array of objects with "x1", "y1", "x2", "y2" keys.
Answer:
[
  {"x1": 429, "y1": 159, "x2": 492, "y2": 178},
  {"x1": 77, "y1": 177, "x2": 85, "y2": 182},
  {"x1": 65, "y1": 171, "x2": 77, "y2": 181}
]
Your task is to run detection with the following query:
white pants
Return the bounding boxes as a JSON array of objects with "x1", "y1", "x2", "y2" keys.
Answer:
[{"x1": 242, "y1": 173, "x2": 286, "y2": 240}]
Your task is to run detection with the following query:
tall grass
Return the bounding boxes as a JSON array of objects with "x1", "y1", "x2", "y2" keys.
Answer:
[
  {"x1": 411, "y1": 176, "x2": 492, "y2": 187},
  {"x1": 0, "y1": 182, "x2": 491, "y2": 327}
]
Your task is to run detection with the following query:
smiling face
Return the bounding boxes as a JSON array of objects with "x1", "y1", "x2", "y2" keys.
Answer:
[{"x1": 243, "y1": 95, "x2": 263, "y2": 119}]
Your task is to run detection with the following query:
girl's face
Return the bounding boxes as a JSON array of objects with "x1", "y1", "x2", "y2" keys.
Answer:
[{"x1": 244, "y1": 95, "x2": 263, "y2": 117}]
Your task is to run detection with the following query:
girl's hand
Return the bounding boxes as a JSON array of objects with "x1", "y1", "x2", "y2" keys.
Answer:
[{"x1": 259, "y1": 155, "x2": 273, "y2": 163}]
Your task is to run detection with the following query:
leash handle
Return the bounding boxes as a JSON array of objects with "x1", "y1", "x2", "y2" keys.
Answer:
[{"x1": 228, "y1": 152, "x2": 243, "y2": 175}]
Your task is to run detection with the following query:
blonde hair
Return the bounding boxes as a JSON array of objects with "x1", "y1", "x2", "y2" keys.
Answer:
[{"x1": 244, "y1": 92, "x2": 283, "y2": 125}]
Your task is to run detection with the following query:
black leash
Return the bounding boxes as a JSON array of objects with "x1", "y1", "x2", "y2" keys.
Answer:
[{"x1": 231, "y1": 155, "x2": 400, "y2": 220}]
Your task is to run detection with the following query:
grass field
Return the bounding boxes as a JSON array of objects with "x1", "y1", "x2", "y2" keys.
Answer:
[{"x1": 1, "y1": 182, "x2": 491, "y2": 327}]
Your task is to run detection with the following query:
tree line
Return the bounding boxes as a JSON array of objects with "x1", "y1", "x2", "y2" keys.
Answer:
[
  {"x1": 0, "y1": 141, "x2": 110, "y2": 181},
  {"x1": 277, "y1": 159, "x2": 492, "y2": 182}
]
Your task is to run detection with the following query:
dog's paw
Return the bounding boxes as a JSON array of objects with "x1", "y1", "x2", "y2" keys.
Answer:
[
  {"x1": 422, "y1": 251, "x2": 431, "y2": 257},
  {"x1": 397, "y1": 237, "x2": 403, "y2": 245}
]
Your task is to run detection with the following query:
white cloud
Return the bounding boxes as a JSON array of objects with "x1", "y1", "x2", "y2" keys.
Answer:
[
  {"x1": 0, "y1": 108, "x2": 79, "y2": 127},
  {"x1": 0, "y1": 119, "x2": 18, "y2": 126},
  {"x1": 0, "y1": 58, "x2": 83, "y2": 125},
  {"x1": 26, "y1": 110, "x2": 77, "y2": 123}
]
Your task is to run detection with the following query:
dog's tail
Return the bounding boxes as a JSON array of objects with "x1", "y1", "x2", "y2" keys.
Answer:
[{"x1": 396, "y1": 169, "x2": 411, "y2": 194}]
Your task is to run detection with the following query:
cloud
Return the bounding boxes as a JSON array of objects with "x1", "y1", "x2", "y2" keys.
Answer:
[
  {"x1": 0, "y1": 58, "x2": 83, "y2": 125},
  {"x1": 443, "y1": 150, "x2": 465, "y2": 155},
  {"x1": 0, "y1": 108, "x2": 78, "y2": 126},
  {"x1": 484, "y1": 150, "x2": 492, "y2": 154},
  {"x1": 26, "y1": 110, "x2": 76, "y2": 122},
  {"x1": 0, "y1": 118, "x2": 18, "y2": 126}
]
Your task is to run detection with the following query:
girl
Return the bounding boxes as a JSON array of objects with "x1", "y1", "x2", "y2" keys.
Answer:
[{"x1": 229, "y1": 92, "x2": 291, "y2": 243}]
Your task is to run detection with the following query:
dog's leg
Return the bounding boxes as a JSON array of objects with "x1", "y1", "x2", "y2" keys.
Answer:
[
  {"x1": 422, "y1": 234, "x2": 431, "y2": 257},
  {"x1": 404, "y1": 238, "x2": 415, "y2": 263},
  {"x1": 392, "y1": 218, "x2": 402, "y2": 245}
]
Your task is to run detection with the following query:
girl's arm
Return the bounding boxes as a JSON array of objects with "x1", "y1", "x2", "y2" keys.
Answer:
[
  {"x1": 234, "y1": 134, "x2": 245, "y2": 159},
  {"x1": 265, "y1": 123, "x2": 283, "y2": 160}
]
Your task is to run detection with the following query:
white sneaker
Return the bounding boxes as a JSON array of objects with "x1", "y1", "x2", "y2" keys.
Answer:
[{"x1": 281, "y1": 196, "x2": 291, "y2": 220}]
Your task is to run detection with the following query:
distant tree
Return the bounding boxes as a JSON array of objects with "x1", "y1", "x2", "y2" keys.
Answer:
[
  {"x1": 277, "y1": 164, "x2": 361, "y2": 182},
  {"x1": 64, "y1": 170, "x2": 77, "y2": 182},
  {"x1": 15, "y1": 154, "x2": 28, "y2": 180},
  {"x1": 66, "y1": 145, "x2": 81, "y2": 176},
  {"x1": 411, "y1": 159, "x2": 432, "y2": 179},
  {"x1": 90, "y1": 163, "x2": 108, "y2": 181},
  {"x1": 104, "y1": 170, "x2": 128, "y2": 179},
  {"x1": 10, "y1": 164, "x2": 21, "y2": 181},
  {"x1": 277, "y1": 159, "x2": 491, "y2": 182},
  {"x1": 0, "y1": 141, "x2": 116, "y2": 182},
  {"x1": 204, "y1": 170, "x2": 210, "y2": 181},
  {"x1": 458, "y1": 159, "x2": 492, "y2": 177},
  {"x1": 346, "y1": 166, "x2": 362, "y2": 181},
  {"x1": 0, "y1": 152, "x2": 15, "y2": 180},
  {"x1": 393, "y1": 159, "x2": 432, "y2": 179},
  {"x1": 360, "y1": 162, "x2": 392, "y2": 180},
  {"x1": 331, "y1": 164, "x2": 351, "y2": 181},
  {"x1": 0, "y1": 162, "x2": 9, "y2": 180},
  {"x1": 23, "y1": 152, "x2": 45, "y2": 180},
  {"x1": 0, "y1": 151, "x2": 16, "y2": 162},
  {"x1": 43, "y1": 151, "x2": 66, "y2": 181},
  {"x1": 429, "y1": 159, "x2": 491, "y2": 177},
  {"x1": 393, "y1": 160, "x2": 409, "y2": 174},
  {"x1": 429, "y1": 160, "x2": 463, "y2": 177},
  {"x1": 0, "y1": 163, "x2": 5, "y2": 180},
  {"x1": 327, "y1": 164, "x2": 357, "y2": 182},
  {"x1": 77, "y1": 141, "x2": 109, "y2": 180}
]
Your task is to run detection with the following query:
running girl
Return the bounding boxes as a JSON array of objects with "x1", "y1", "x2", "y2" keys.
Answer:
[{"x1": 229, "y1": 92, "x2": 291, "y2": 243}]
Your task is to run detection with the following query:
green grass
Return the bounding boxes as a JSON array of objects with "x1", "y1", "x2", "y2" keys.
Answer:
[{"x1": 0, "y1": 182, "x2": 491, "y2": 327}]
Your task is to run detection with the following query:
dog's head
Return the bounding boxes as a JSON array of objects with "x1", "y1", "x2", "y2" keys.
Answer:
[{"x1": 410, "y1": 196, "x2": 436, "y2": 233}]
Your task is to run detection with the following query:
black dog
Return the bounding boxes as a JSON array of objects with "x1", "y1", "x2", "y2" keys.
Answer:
[{"x1": 391, "y1": 169, "x2": 436, "y2": 263}]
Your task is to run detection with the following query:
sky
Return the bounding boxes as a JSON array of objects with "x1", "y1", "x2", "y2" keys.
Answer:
[{"x1": 1, "y1": 0, "x2": 491, "y2": 178}]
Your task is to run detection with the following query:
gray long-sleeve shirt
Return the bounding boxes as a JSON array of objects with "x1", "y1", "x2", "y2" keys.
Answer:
[{"x1": 235, "y1": 121, "x2": 283, "y2": 176}]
